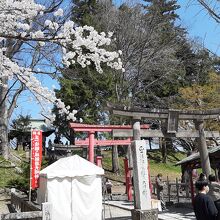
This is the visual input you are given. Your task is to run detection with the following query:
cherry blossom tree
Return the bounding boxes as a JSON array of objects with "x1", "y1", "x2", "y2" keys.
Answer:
[{"x1": 0, "y1": 0, "x2": 123, "y2": 159}]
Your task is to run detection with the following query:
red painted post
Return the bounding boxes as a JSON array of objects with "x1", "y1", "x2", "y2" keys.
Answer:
[
  {"x1": 124, "y1": 157, "x2": 132, "y2": 201},
  {"x1": 96, "y1": 156, "x2": 102, "y2": 167},
  {"x1": 88, "y1": 131, "x2": 95, "y2": 163},
  {"x1": 124, "y1": 158, "x2": 129, "y2": 193}
]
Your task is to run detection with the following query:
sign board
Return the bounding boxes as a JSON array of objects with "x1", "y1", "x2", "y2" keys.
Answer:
[
  {"x1": 131, "y1": 140, "x2": 151, "y2": 210},
  {"x1": 167, "y1": 110, "x2": 179, "y2": 133},
  {"x1": 31, "y1": 130, "x2": 42, "y2": 189}
]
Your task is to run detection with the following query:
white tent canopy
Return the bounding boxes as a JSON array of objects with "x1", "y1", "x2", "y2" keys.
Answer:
[{"x1": 37, "y1": 155, "x2": 104, "y2": 220}]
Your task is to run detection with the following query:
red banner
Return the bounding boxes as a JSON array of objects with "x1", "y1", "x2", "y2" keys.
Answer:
[{"x1": 31, "y1": 130, "x2": 42, "y2": 189}]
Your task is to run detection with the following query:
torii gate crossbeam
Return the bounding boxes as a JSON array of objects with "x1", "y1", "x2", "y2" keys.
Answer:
[{"x1": 69, "y1": 123, "x2": 149, "y2": 163}]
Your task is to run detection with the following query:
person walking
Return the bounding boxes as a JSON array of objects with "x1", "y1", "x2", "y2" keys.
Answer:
[
  {"x1": 156, "y1": 173, "x2": 167, "y2": 211},
  {"x1": 194, "y1": 178, "x2": 218, "y2": 220}
]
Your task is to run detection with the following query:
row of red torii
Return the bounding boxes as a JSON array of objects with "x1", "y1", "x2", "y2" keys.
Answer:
[{"x1": 69, "y1": 122, "x2": 149, "y2": 163}]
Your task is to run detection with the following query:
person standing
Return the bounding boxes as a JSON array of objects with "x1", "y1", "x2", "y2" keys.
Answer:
[
  {"x1": 156, "y1": 173, "x2": 166, "y2": 211},
  {"x1": 208, "y1": 174, "x2": 220, "y2": 220},
  {"x1": 194, "y1": 179, "x2": 218, "y2": 220},
  {"x1": 105, "y1": 178, "x2": 113, "y2": 200},
  {"x1": 208, "y1": 174, "x2": 220, "y2": 201}
]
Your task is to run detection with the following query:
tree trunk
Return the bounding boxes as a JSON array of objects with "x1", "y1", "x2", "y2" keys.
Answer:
[
  {"x1": 112, "y1": 145, "x2": 120, "y2": 174},
  {"x1": 149, "y1": 138, "x2": 152, "y2": 150},
  {"x1": 161, "y1": 138, "x2": 167, "y2": 163},
  {"x1": 127, "y1": 144, "x2": 133, "y2": 169},
  {"x1": 0, "y1": 78, "x2": 9, "y2": 159}
]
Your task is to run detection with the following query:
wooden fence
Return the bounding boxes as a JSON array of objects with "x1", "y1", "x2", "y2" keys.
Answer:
[
  {"x1": 0, "y1": 192, "x2": 51, "y2": 220},
  {"x1": 152, "y1": 176, "x2": 194, "y2": 204}
]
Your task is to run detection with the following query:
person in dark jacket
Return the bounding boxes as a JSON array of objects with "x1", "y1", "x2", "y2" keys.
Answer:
[
  {"x1": 208, "y1": 174, "x2": 220, "y2": 201},
  {"x1": 208, "y1": 174, "x2": 220, "y2": 220},
  {"x1": 194, "y1": 179, "x2": 218, "y2": 220},
  {"x1": 156, "y1": 173, "x2": 167, "y2": 211}
]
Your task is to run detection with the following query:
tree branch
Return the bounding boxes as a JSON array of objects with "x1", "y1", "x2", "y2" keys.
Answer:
[
  {"x1": 197, "y1": 0, "x2": 220, "y2": 23},
  {"x1": 8, "y1": 84, "x2": 24, "y2": 118}
]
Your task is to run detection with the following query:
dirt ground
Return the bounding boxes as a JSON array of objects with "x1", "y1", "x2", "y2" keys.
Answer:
[{"x1": 111, "y1": 180, "x2": 126, "y2": 195}]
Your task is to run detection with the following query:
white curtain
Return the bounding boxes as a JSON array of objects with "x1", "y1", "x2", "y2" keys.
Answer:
[
  {"x1": 71, "y1": 175, "x2": 102, "y2": 220},
  {"x1": 48, "y1": 177, "x2": 72, "y2": 220}
]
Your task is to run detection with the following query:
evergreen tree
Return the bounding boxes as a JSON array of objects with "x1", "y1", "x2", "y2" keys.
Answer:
[
  {"x1": 53, "y1": 67, "x2": 115, "y2": 139},
  {"x1": 136, "y1": 0, "x2": 217, "y2": 108},
  {"x1": 72, "y1": 0, "x2": 98, "y2": 27},
  {"x1": 143, "y1": 0, "x2": 180, "y2": 22},
  {"x1": 9, "y1": 114, "x2": 31, "y2": 148}
]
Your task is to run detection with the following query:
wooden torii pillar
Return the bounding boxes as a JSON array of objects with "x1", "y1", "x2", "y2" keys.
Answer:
[
  {"x1": 110, "y1": 107, "x2": 220, "y2": 220},
  {"x1": 112, "y1": 108, "x2": 220, "y2": 176}
]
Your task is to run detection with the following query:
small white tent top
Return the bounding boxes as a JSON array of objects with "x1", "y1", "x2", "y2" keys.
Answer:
[
  {"x1": 37, "y1": 155, "x2": 104, "y2": 220},
  {"x1": 40, "y1": 154, "x2": 104, "y2": 178}
]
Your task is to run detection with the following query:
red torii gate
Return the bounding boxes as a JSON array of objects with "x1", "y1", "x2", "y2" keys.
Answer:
[
  {"x1": 69, "y1": 122, "x2": 150, "y2": 201},
  {"x1": 69, "y1": 123, "x2": 149, "y2": 163}
]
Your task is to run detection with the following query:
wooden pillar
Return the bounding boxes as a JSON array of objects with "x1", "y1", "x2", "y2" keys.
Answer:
[
  {"x1": 149, "y1": 138, "x2": 152, "y2": 150},
  {"x1": 195, "y1": 120, "x2": 211, "y2": 176},
  {"x1": 82, "y1": 147, "x2": 88, "y2": 159},
  {"x1": 112, "y1": 145, "x2": 120, "y2": 174},
  {"x1": 88, "y1": 131, "x2": 95, "y2": 163},
  {"x1": 127, "y1": 142, "x2": 133, "y2": 169},
  {"x1": 132, "y1": 117, "x2": 141, "y2": 140},
  {"x1": 215, "y1": 168, "x2": 219, "y2": 181},
  {"x1": 176, "y1": 178, "x2": 179, "y2": 203},
  {"x1": 190, "y1": 169, "x2": 195, "y2": 206},
  {"x1": 167, "y1": 176, "x2": 170, "y2": 202},
  {"x1": 70, "y1": 129, "x2": 75, "y2": 145}
]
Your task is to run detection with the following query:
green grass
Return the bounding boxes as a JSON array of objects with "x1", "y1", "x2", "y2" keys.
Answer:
[
  {"x1": 148, "y1": 150, "x2": 185, "y2": 180},
  {"x1": 0, "y1": 156, "x2": 20, "y2": 188},
  {"x1": 102, "y1": 149, "x2": 186, "y2": 182},
  {"x1": 149, "y1": 160, "x2": 182, "y2": 180},
  {"x1": 0, "y1": 148, "x2": 187, "y2": 188}
]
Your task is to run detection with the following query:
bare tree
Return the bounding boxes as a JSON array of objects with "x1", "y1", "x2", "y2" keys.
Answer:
[
  {"x1": 94, "y1": 2, "x2": 182, "y2": 109},
  {"x1": 196, "y1": 0, "x2": 220, "y2": 23}
]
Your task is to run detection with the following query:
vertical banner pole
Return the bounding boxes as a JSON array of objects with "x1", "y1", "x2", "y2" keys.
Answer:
[{"x1": 30, "y1": 129, "x2": 43, "y2": 201}]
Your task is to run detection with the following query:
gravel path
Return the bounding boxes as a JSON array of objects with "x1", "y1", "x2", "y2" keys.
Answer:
[
  {"x1": 104, "y1": 204, "x2": 131, "y2": 219},
  {"x1": 103, "y1": 201, "x2": 196, "y2": 220}
]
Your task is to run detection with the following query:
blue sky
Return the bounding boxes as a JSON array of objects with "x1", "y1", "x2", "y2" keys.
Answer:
[
  {"x1": 12, "y1": 0, "x2": 220, "y2": 120},
  {"x1": 177, "y1": 0, "x2": 220, "y2": 54},
  {"x1": 12, "y1": 76, "x2": 59, "y2": 120}
]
